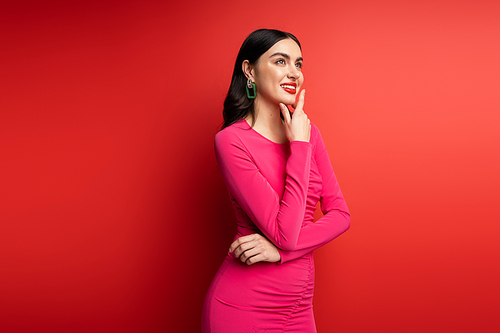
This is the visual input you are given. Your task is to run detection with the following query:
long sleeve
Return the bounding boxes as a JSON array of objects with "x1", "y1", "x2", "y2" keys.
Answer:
[
  {"x1": 278, "y1": 126, "x2": 350, "y2": 263},
  {"x1": 215, "y1": 129, "x2": 312, "y2": 251}
]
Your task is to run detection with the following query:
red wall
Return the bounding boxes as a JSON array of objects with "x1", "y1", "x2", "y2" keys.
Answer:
[{"x1": 1, "y1": 0, "x2": 499, "y2": 332}]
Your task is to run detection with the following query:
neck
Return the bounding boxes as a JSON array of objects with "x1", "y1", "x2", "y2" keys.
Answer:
[{"x1": 247, "y1": 97, "x2": 287, "y2": 143}]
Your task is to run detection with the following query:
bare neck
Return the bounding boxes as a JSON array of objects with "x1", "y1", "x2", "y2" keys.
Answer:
[{"x1": 247, "y1": 98, "x2": 287, "y2": 144}]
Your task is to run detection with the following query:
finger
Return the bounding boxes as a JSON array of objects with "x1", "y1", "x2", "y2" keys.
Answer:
[
  {"x1": 234, "y1": 235, "x2": 266, "y2": 258},
  {"x1": 233, "y1": 240, "x2": 258, "y2": 258},
  {"x1": 239, "y1": 246, "x2": 262, "y2": 263},
  {"x1": 229, "y1": 234, "x2": 254, "y2": 253},
  {"x1": 246, "y1": 253, "x2": 266, "y2": 265},
  {"x1": 280, "y1": 103, "x2": 291, "y2": 123},
  {"x1": 228, "y1": 239, "x2": 240, "y2": 253},
  {"x1": 294, "y1": 89, "x2": 306, "y2": 113}
]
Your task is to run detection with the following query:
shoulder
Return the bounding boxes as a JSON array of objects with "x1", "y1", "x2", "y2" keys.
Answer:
[
  {"x1": 311, "y1": 122, "x2": 320, "y2": 138},
  {"x1": 309, "y1": 122, "x2": 329, "y2": 158},
  {"x1": 310, "y1": 122, "x2": 324, "y2": 146},
  {"x1": 214, "y1": 120, "x2": 249, "y2": 155}
]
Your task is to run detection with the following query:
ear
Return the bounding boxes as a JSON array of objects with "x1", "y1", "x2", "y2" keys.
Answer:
[{"x1": 242, "y1": 60, "x2": 255, "y2": 80}]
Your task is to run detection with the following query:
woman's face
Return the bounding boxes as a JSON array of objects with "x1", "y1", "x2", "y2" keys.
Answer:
[{"x1": 251, "y1": 38, "x2": 304, "y2": 106}]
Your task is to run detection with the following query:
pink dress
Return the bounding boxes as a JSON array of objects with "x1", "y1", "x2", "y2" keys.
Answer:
[{"x1": 202, "y1": 120, "x2": 350, "y2": 332}]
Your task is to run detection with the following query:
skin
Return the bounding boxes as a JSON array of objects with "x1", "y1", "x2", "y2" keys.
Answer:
[
  {"x1": 229, "y1": 38, "x2": 311, "y2": 265},
  {"x1": 242, "y1": 38, "x2": 309, "y2": 143}
]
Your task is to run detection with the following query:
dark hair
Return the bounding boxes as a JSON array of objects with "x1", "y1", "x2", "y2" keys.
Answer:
[{"x1": 221, "y1": 29, "x2": 301, "y2": 129}]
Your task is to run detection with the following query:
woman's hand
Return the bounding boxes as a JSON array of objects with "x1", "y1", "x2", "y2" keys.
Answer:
[
  {"x1": 229, "y1": 233, "x2": 281, "y2": 265},
  {"x1": 280, "y1": 89, "x2": 310, "y2": 142}
]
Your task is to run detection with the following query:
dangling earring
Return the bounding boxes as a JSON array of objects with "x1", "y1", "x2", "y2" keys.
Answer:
[{"x1": 246, "y1": 78, "x2": 257, "y2": 99}]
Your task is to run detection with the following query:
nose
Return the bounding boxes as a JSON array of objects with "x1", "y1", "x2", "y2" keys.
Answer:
[{"x1": 287, "y1": 65, "x2": 300, "y2": 80}]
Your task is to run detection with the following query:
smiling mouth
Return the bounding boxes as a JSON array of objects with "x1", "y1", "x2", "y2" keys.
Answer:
[{"x1": 280, "y1": 84, "x2": 296, "y2": 94}]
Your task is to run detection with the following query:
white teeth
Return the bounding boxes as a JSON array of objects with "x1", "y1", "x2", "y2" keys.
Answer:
[{"x1": 281, "y1": 85, "x2": 296, "y2": 89}]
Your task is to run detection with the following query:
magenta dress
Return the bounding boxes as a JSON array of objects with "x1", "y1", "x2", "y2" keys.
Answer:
[{"x1": 202, "y1": 120, "x2": 350, "y2": 333}]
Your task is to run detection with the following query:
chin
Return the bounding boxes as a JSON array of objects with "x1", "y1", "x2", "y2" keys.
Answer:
[
  {"x1": 281, "y1": 97, "x2": 296, "y2": 105},
  {"x1": 277, "y1": 95, "x2": 296, "y2": 105}
]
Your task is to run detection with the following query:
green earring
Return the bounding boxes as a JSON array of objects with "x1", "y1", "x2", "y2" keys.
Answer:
[{"x1": 246, "y1": 79, "x2": 257, "y2": 99}]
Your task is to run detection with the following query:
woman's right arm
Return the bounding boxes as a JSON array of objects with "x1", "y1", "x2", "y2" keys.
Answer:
[
  {"x1": 217, "y1": 90, "x2": 311, "y2": 251},
  {"x1": 215, "y1": 131, "x2": 311, "y2": 251}
]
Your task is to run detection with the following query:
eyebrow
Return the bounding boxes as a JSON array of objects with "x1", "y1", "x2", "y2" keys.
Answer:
[{"x1": 269, "y1": 52, "x2": 303, "y2": 62}]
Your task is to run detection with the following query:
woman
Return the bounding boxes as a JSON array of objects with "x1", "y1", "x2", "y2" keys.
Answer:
[{"x1": 202, "y1": 29, "x2": 350, "y2": 333}]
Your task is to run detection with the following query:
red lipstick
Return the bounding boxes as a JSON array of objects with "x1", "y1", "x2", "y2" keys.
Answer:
[{"x1": 280, "y1": 82, "x2": 297, "y2": 94}]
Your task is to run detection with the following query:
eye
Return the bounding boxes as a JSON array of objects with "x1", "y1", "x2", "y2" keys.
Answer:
[
  {"x1": 295, "y1": 62, "x2": 303, "y2": 69},
  {"x1": 275, "y1": 59, "x2": 285, "y2": 65}
]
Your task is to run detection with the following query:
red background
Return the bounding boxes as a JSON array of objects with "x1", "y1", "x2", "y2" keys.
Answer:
[{"x1": 1, "y1": 0, "x2": 499, "y2": 332}]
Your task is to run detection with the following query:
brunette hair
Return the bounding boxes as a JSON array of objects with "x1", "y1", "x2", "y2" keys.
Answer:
[{"x1": 221, "y1": 29, "x2": 301, "y2": 129}]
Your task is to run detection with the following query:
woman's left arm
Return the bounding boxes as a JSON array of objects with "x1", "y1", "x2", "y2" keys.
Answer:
[
  {"x1": 231, "y1": 125, "x2": 350, "y2": 265},
  {"x1": 229, "y1": 233, "x2": 281, "y2": 265},
  {"x1": 278, "y1": 124, "x2": 350, "y2": 263}
]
